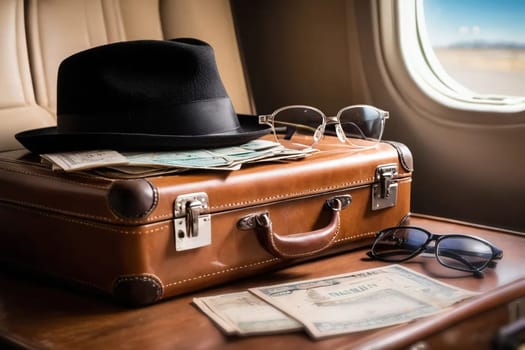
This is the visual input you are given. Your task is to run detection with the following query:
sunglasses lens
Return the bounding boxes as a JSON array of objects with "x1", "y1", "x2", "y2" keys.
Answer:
[
  {"x1": 271, "y1": 107, "x2": 324, "y2": 148},
  {"x1": 371, "y1": 227, "x2": 428, "y2": 261},
  {"x1": 436, "y1": 237, "x2": 493, "y2": 272},
  {"x1": 338, "y1": 106, "x2": 386, "y2": 147}
]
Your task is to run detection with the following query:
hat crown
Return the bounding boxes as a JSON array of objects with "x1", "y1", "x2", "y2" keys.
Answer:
[{"x1": 56, "y1": 38, "x2": 239, "y2": 135}]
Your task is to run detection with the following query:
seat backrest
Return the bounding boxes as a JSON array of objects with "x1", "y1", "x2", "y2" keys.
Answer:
[
  {"x1": 26, "y1": 0, "x2": 164, "y2": 114},
  {"x1": 0, "y1": 0, "x2": 55, "y2": 151},
  {"x1": 160, "y1": 0, "x2": 253, "y2": 115},
  {"x1": 1, "y1": 0, "x2": 253, "y2": 151}
]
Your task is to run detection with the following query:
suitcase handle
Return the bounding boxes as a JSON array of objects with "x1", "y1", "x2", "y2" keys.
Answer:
[{"x1": 238, "y1": 195, "x2": 351, "y2": 259}]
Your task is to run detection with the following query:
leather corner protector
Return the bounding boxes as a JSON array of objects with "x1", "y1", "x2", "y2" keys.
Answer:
[
  {"x1": 112, "y1": 274, "x2": 163, "y2": 306},
  {"x1": 107, "y1": 179, "x2": 158, "y2": 219},
  {"x1": 384, "y1": 140, "x2": 414, "y2": 172}
]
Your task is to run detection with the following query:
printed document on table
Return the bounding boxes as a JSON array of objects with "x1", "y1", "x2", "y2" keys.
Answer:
[
  {"x1": 249, "y1": 265, "x2": 478, "y2": 339},
  {"x1": 193, "y1": 291, "x2": 303, "y2": 336}
]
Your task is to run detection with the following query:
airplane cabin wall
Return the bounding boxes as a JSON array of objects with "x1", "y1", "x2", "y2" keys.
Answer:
[{"x1": 232, "y1": 0, "x2": 525, "y2": 232}]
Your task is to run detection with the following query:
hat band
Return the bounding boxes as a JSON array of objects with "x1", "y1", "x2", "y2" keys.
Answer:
[{"x1": 57, "y1": 98, "x2": 240, "y2": 135}]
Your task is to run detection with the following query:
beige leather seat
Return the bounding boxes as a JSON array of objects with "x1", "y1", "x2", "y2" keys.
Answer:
[
  {"x1": 0, "y1": 0, "x2": 55, "y2": 151},
  {"x1": 25, "y1": 0, "x2": 164, "y2": 115},
  {"x1": 160, "y1": 0, "x2": 253, "y2": 115},
  {"x1": 1, "y1": 0, "x2": 252, "y2": 151}
]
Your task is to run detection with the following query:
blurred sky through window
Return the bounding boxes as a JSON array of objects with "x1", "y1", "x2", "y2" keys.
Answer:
[{"x1": 423, "y1": 0, "x2": 525, "y2": 47}]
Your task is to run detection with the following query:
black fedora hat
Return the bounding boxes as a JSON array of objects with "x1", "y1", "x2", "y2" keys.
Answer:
[{"x1": 16, "y1": 38, "x2": 270, "y2": 153}]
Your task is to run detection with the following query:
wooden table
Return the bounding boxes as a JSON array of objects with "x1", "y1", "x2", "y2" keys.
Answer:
[{"x1": 1, "y1": 214, "x2": 524, "y2": 350}]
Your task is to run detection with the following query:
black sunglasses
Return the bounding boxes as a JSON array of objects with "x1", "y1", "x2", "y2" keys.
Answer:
[{"x1": 367, "y1": 226, "x2": 503, "y2": 277}]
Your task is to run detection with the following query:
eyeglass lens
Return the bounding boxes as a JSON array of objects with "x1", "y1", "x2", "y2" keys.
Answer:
[
  {"x1": 371, "y1": 227, "x2": 427, "y2": 261},
  {"x1": 271, "y1": 107, "x2": 324, "y2": 147},
  {"x1": 270, "y1": 105, "x2": 385, "y2": 148},
  {"x1": 338, "y1": 106, "x2": 384, "y2": 147},
  {"x1": 371, "y1": 227, "x2": 494, "y2": 272},
  {"x1": 436, "y1": 236, "x2": 493, "y2": 271}
]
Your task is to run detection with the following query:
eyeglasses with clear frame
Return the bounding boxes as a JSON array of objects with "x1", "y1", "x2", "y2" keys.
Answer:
[
  {"x1": 258, "y1": 104, "x2": 389, "y2": 149},
  {"x1": 366, "y1": 226, "x2": 503, "y2": 278}
]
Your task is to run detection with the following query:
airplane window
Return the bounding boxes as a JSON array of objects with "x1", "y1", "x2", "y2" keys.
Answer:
[{"x1": 421, "y1": 0, "x2": 525, "y2": 98}]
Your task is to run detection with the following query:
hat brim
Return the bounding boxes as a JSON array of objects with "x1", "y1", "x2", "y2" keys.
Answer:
[{"x1": 16, "y1": 115, "x2": 271, "y2": 154}]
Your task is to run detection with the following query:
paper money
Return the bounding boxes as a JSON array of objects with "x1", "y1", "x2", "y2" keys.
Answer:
[
  {"x1": 41, "y1": 150, "x2": 129, "y2": 171},
  {"x1": 91, "y1": 166, "x2": 187, "y2": 179},
  {"x1": 193, "y1": 291, "x2": 303, "y2": 336},
  {"x1": 249, "y1": 265, "x2": 479, "y2": 338},
  {"x1": 41, "y1": 139, "x2": 314, "y2": 174}
]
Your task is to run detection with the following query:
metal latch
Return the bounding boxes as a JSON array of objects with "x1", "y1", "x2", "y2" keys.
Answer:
[
  {"x1": 372, "y1": 164, "x2": 398, "y2": 211},
  {"x1": 174, "y1": 192, "x2": 211, "y2": 251}
]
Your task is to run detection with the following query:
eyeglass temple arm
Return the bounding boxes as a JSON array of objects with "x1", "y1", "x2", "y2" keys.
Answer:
[
  {"x1": 284, "y1": 126, "x2": 296, "y2": 140},
  {"x1": 338, "y1": 121, "x2": 368, "y2": 140},
  {"x1": 365, "y1": 249, "x2": 417, "y2": 261},
  {"x1": 259, "y1": 115, "x2": 296, "y2": 140},
  {"x1": 426, "y1": 246, "x2": 498, "y2": 276},
  {"x1": 367, "y1": 243, "x2": 492, "y2": 271},
  {"x1": 425, "y1": 246, "x2": 501, "y2": 262},
  {"x1": 272, "y1": 121, "x2": 319, "y2": 140},
  {"x1": 367, "y1": 245, "x2": 487, "y2": 268}
]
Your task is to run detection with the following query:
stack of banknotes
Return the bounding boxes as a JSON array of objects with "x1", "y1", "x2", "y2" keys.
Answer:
[
  {"x1": 193, "y1": 265, "x2": 478, "y2": 339},
  {"x1": 40, "y1": 140, "x2": 316, "y2": 177}
]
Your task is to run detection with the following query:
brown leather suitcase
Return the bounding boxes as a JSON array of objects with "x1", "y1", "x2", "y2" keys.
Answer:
[{"x1": 0, "y1": 136, "x2": 413, "y2": 306}]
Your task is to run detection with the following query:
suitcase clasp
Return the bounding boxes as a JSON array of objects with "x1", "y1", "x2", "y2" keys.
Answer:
[
  {"x1": 174, "y1": 192, "x2": 211, "y2": 251},
  {"x1": 372, "y1": 164, "x2": 398, "y2": 211}
]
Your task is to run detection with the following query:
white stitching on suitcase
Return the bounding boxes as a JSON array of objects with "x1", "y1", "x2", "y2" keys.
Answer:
[
  {"x1": 210, "y1": 178, "x2": 374, "y2": 211},
  {"x1": 4, "y1": 197, "x2": 168, "y2": 224},
  {"x1": 0, "y1": 166, "x2": 164, "y2": 224},
  {"x1": 135, "y1": 178, "x2": 376, "y2": 222},
  {"x1": 0, "y1": 165, "x2": 110, "y2": 189},
  {"x1": 0, "y1": 177, "x2": 374, "y2": 224},
  {"x1": 0, "y1": 201, "x2": 168, "y2": 235},
  {"x1": 2, "y1": 197, "x2": 169, "y2": 226},
  {"x1": 162, "y1": 232, "x2": 376, "y2": 288},
  {"x1": 334, "y1": 231, "x2": 376, "y2": 242},
  {"x1": 0, "y1": 164, "x2": 377, "y2": 223},
  {"x1": 163, "y1": 258, "x2": 281, "y2": 288}
]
